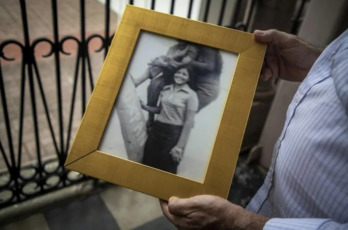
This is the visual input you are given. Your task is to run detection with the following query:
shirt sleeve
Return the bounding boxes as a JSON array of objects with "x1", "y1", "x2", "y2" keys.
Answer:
[
  {"x1": 187, "y1": 91, "x2": 199, "y2": 112},
  {"x1": 332, "y1": 46, "x2": 348, "y2": 115},
  {"x1": 264, "y1": 218, "x2": 348, "y2": 230}
]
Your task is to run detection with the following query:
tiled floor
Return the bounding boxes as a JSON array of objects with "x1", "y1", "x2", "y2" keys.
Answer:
[{"x1": 0, "y1": 185, "x2": 175, "y2": 230}]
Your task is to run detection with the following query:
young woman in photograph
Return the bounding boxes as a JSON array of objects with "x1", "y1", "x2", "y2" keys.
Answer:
[
  {"x1": 140, "y1": 67, "x2": 199, "y2": 174},
  {"x1": 132, "y1": 42, "x2": 198, "y2": 131}
]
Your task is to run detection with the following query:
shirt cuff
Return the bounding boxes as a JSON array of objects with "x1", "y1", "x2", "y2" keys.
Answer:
[{"x1": 263, "y1": 218, "x2": 330, "y2": 230}]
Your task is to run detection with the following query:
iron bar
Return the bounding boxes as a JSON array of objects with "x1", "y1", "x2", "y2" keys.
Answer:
[
  {"x1": 203, "y1": 0, "x2": 211, "y2": 22},
  {"x1": 86, "y1": 52, "x2": 95, "y2": 91},
  {"x1": 0, "y1": 140, "x2": 11, "y2": 171},
  {"x1": 65, "y1": 51, "x2": 81, "y2": 155},
  {"x1": 80, "y1": 0, "x2": 87, "y2": 115},
  {"x1": 19, "y1": 0, "x2": 45, "y2": 191},
  {"x1": 187, "y1": 0, "x2": 194, "y2": 19},
  {"x1": 15, "y1": 53, "x2": 26, "y2": 170},
  {"x1": 51, "y1": 0, "x2": 65, "y2": 159},
  {"x1": 218, "y1": 0, "x2": 227, "y2": 26},
  {"x1": 104, "y1": 0, "x2": 111, "y2": 57},
  {"x1": 32, "y1": 59, "x2": 59, "y2": 155},
  {"x1": 0, "y1": 62, "x2": 14, "y2": 172},
  {"x1": 230, "y1": 0, "x2": 242, "y2": 28},
  {"x1": 170, "y1": 0, "x2": 175, "y2": 14},
  {"x1": 245, "y1": 0, "x2": 257, "y2": 32},
  {"x1": 291, "y1": 0, "x2": 307, "y2": 34},
  {"x1": 151, "y1": 0, "x2": 156, "y2": 10}
]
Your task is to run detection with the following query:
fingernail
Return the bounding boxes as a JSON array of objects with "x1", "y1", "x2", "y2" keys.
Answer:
[{"x1": 169, "y1": 196, "x2": 175, "y2": 202}]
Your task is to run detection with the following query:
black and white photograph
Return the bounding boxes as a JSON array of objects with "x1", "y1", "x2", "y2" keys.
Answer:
[{"x1": 99, "y1": 31, "x2": 237, "y2": 182}]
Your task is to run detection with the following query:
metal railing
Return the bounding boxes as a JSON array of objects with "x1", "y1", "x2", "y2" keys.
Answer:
[
  {"x1": 1, "y1": 0, "x2": 115, "y2": 209},
  {"x1": 0, "y1": 0, "x2": 307, "y2": 208}
]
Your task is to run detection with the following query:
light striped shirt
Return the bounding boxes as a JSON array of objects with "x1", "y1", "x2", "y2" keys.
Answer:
[{"x1": 247, "y1": 29, "x2": 348, "y2": 230}]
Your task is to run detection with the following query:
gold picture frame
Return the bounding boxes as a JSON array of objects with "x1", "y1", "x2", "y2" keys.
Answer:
[{"x1": 65, "y1": 5, "x2": 266, "y2": 200}]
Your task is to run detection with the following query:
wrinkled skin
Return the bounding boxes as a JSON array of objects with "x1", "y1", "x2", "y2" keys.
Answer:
[
  {"x1": 160, "y1": 195, "x2": 269, "y2": 230},
  {"x1": 254, "y1": 29, "x2": 322, "y2": 82}
]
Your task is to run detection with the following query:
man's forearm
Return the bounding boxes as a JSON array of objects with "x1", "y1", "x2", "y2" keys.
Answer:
[{"x1": 223, "y1": 203, "x2": 269, "y2": 230}]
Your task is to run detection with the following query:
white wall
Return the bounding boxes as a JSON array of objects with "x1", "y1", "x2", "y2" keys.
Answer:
[
  {"x1": 97, "y1": 0, "x2": 203, "y2": 21},
  {"x1": 97, "y1": 0, "x2": 243, "y2": 26}
]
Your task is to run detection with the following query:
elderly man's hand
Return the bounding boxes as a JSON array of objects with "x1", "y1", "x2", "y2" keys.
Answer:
[
  {"x1": 254, "y1": 29, "x2": 322, "y2": 82},
  {"x1": 160, "y1": 195, "x2": 269, "y2": 230}
]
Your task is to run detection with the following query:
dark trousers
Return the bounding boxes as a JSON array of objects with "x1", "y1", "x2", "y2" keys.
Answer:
[{"x1": 142, "y1": 121, "x2": 182, "y2": 174}]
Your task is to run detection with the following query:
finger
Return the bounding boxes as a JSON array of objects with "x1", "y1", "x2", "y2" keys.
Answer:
[
  {"x1": 171, "y1": 155, "x2": 178, "y2": 163},
  {"x1": 253, "y1": 29, "x2": 276, "y2": 43},
  {"x1": 160, "y1": 199, "x2": 188, "y2": 229},
  {"x1": 261, "y1": 66, "x2": 273, "y2": 81},
  {"x1": 168, "y1": 196, "x2": 195, "y2": 216},
  {"x1": 261, "y1": 44, "x2": 279, "y2": 79},
  {"x1": 173, "y1": 155, "x2": 181, "y2": 163},
  {"x1": 159, "y1": 199, "x2": 169, "y2": 215},
  {"x1": 254, "y1": 29, "x2": 284, "y2": 44},
  {"x1": 160, "y1": 199, "x2": 177, "y2": 220}
]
